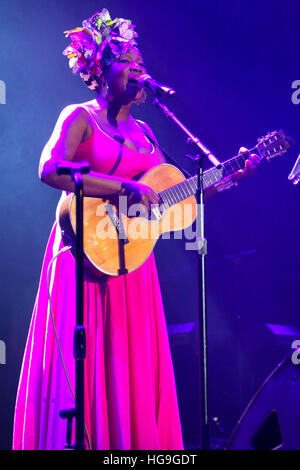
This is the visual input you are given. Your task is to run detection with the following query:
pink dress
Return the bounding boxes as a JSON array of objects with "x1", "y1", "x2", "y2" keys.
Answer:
[{"x1": 12, "y1": 103, "x2": 184, "y2": 450}]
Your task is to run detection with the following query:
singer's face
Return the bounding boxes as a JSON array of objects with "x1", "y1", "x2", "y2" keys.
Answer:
[{"x1": 103, "y1": 47, "x2": 146, "y2": 101}]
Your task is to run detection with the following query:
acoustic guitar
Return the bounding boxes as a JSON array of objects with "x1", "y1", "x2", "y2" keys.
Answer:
[{"x1": 59, "y1": 130, "x2": 291, "y2": 276}]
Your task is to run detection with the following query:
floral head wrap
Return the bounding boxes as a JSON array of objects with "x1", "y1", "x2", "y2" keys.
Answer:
[{"x1": 63, "y1": 8, "x2": 138, "y2": 90}]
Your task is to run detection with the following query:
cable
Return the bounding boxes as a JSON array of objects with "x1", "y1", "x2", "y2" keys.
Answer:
[{"x1": 46, "y1": 245, "x2": 92, "y2": 450}]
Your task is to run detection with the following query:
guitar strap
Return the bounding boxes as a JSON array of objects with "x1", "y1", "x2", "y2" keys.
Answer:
[{"x1": 136, "y1": 120, "x2": 192, "y2": 178}]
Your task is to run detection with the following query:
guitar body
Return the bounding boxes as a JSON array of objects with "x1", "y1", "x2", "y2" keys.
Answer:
[
  {"x1": 59, "y1": 164, "x2": 197, "y2": 276},
  {"x1": 58, "y1": 129, "x2": 291, "y2": 276}
]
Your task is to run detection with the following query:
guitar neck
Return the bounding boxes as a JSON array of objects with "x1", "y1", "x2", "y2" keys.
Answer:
[{"x1": 158, "y1": 149, "x2": 254, "y2": 208}]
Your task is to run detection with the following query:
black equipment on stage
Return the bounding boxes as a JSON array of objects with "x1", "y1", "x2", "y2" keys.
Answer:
[{"x1": 226, "y1": 352, "x2": 300, "y2": 450}]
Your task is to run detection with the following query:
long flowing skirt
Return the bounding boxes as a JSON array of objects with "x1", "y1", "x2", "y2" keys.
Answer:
[{"x1": 12, "y1": 221, "x2": 183, "y2": 450}]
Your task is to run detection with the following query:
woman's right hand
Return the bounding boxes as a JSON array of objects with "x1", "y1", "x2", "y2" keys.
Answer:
[{"x1": 119, "y1": 180, "x2": 160, "y2": 213}]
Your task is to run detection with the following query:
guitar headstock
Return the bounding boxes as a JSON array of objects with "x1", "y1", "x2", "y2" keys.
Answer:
[{"x1": 256, "y1": 130, "x2": 292, "y2": 161}]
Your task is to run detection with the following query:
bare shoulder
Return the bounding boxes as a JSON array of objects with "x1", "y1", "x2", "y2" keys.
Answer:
[
  {"x1": 56, "y1": 102, "x2": 93, "y2": 128},
  {"x1": 47, "y1": 101, "x2": 98, "y2": 145},
  {"x1": 40, "y1": 101, "x2": 95, "y2": 165}
]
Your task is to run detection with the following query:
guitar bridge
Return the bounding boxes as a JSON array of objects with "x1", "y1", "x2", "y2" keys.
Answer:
[
  {"x1": 151, "y1": 205, "x2": 163, "y2": 221},
  {"x1": 104, "y1": 204, "x2": 129, "y2": 244}
]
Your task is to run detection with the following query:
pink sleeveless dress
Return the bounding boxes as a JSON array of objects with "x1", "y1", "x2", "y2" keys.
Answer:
[{"x1": 12, "y1": 103, "x2": 184, "y2": 450}]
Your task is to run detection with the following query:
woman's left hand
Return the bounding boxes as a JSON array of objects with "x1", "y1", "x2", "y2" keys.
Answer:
[{"x1": 232, "y1": 147, "x2": 263, "y2": 182}]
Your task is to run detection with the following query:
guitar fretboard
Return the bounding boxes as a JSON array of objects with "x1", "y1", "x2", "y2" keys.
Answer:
[{"x1": 158, "y1": 153, "x2": 248, "y2": 208}]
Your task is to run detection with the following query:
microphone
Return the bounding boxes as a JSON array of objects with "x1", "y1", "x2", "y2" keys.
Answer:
[{"x1": 129, "y1": 74, "x2": 176, "y2": 97}]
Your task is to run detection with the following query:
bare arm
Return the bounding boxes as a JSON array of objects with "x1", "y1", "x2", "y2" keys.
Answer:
[
  {"x1": 39, "y1": 105, "x2": 160, "y2": 209},
  {"x1": 39, "y1": 105, "x2": 134, "y2": 197}
]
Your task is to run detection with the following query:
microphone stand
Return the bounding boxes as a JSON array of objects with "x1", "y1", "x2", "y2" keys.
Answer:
[
  {"x1": 153, "y1": 96, "x2": 219, "y2": 450},
  {"x1": 56, "y1": 160, "x2": 90, "y2": 450}
]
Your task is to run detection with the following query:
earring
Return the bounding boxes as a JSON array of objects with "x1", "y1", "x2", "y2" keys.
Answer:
[{"x1": 101, "y1": 79, "x2": 109, "y2": 99}]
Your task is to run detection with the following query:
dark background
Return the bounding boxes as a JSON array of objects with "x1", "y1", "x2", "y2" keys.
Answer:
[{"x1": 0, "y1": 0, "x2": 300, "y2": 449}]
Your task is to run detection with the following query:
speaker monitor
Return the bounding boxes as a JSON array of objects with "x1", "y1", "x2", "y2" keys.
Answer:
[{"x1": 226, "y1": 352, "x2": 300, "y2": 450}]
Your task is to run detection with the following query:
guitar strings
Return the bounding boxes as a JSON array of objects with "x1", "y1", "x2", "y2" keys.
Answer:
[{"x1": 160, "y1": 153, "x2": 248, "y2": 207}]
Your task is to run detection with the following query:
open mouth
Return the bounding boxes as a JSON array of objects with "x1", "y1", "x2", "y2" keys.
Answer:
[{"x1": 127, "y1": 78, "x2": 140, "y2": 86}]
